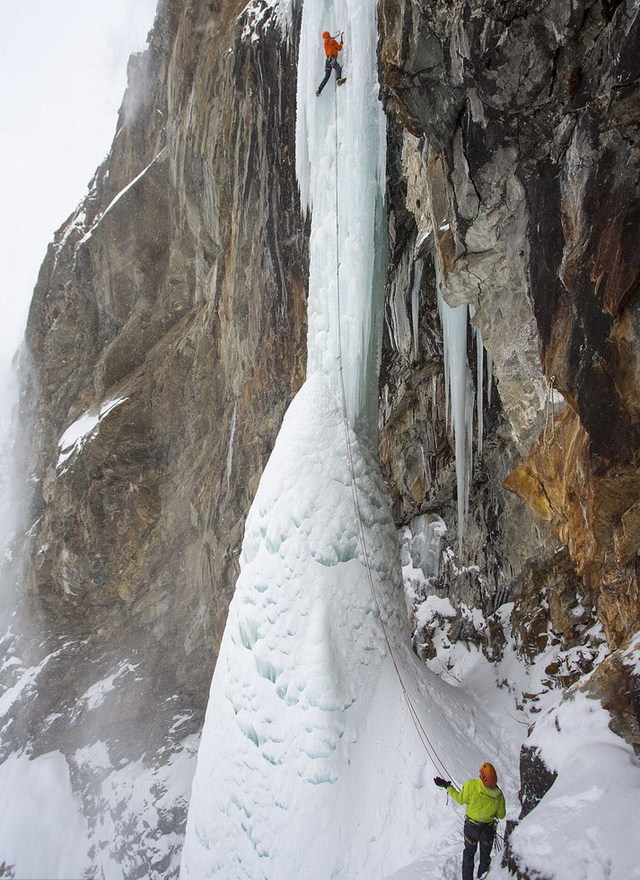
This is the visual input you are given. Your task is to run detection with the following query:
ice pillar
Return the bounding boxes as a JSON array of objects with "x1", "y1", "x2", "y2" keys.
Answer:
[{"x1": 295, "y1": 0, "x2": 386, "y2": 436}]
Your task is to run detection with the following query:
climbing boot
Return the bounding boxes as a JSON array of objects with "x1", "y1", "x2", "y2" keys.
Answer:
[
  {"x1": 336, "y1": 77, "x2": 346, "y2": 85},
  {"x1": 316, "y1": 88, "x2": 321, "y2": 96}
]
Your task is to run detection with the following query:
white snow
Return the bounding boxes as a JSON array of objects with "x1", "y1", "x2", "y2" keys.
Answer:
[
  {"x1": 624, "y1": 631, "x2": 640, "y2": 674},
  {"x1": 180, "y1": 375, "x2": 516, "y2": 880},
  {"x1": 498, "y1": 686, "x2": 640, "y2": 880},
  {"x1": 0, "y1": 649, "x2": 63, "y2": 721},
  {"x1": 240, "y1": 0, "x2": 293, "y2": 41},
  {"x1": 492, "y1": 690, "x2": 640, "y2": 880},
  {"x1": 0, "y1": 750, "x2": 90, "y2": 879},
  {"x1": 504, "y1": 743, "x2": 640, "y2": 880},
  {"x1": 74, "y1": 661, "x2": 140, "y2": 713},
  {"x1": 74, "y1": 733, "x2": 199, "y2": 880},
  {"x1": 57, "y1": 395, "x2": 128, "y2": 469},
  {"x1": 0, "y1": 639, "x2": 197, "y2": 879}
]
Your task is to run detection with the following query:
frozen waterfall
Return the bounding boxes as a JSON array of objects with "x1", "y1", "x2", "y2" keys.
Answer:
[
  {"x1": 436, "y1": 283, "x2": 474, "y2": 554},
  {"x1": 178, "y1": 2, "x2": 462, "y2": 878},
  {"x1": 295, "y1": 0, "x2": 386, "y2": 435}
]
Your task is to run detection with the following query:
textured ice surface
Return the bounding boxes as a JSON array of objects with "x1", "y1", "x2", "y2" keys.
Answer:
[{"x1": 296, "y1": 0, "x2": 386, "y2": 434}]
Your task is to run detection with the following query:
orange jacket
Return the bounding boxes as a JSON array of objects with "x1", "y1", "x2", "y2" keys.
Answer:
[{"x1": 323, "y1": 35, "x2": 343, "y2": 57}]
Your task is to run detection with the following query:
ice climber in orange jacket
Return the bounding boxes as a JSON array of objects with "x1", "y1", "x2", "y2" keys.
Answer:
[{"x1": 316, "y1": 31, "x2": 346, "y2": 96}]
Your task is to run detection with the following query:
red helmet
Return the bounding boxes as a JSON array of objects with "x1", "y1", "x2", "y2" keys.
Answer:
[
  {"x1": 480, "y1": 763, "x2": 497, "y2": 788},
  {"x1": 322, "y1": 31, "x2": 331, "y2": 38}
]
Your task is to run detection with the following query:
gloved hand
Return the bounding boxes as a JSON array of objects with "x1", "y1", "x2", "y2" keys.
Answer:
[{"x1": 434, "y1": 777, "x2": 451, "y2": 788}]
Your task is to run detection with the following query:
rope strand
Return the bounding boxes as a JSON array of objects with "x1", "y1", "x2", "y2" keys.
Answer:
[{"x1": 331, "y1": 87, "x2": 458, "y2": 787}]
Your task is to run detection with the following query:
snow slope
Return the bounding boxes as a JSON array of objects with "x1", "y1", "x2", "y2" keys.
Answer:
[
  {"x1": 180, "y1": 375, "x2": 519, "y2": 880},
  {"x1": 0, "y1": 750, "x2": 89, "y2": 879},
  {"x1": 0, "y1": 635, "x2": 198, "y2": 880}
]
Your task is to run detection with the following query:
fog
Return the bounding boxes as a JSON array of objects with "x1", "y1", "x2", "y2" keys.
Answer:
[{"x1": 0, "y1": 0, "x2": 158, "y2": 373}]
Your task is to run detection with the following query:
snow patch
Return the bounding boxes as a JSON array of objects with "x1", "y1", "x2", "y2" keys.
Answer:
[
  {"x1": 74, "y1": 661, "x2": 140, "y2": 714},
  {"x1": 506, "y1": 739, "x2": 640, "y2": 880},
  {"x1": 240, "y1": 0, "x2": 293, "y2": 41},
  {"x1": 81, "y1": 736, "x2": 199, "y2": 880},
  {"x1": 57, "y1": 396, "x2": 128, "y2": 470},
  {"x1": 80, "y1": 147, "x2": 166, "y2": 243},
  {"x1": 0, "y1": 651, "x2": 59, "y2": 720}
]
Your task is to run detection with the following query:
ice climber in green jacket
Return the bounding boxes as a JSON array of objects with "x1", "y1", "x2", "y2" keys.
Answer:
[{"x1": 434, "y1": 762, "x2": 506, "y2": 880}]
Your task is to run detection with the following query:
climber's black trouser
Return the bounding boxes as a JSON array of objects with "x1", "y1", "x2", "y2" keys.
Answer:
[
  {"x1": 317, "y1": 55, "x2": 342, "y2": 93},
  {"x1": 462, "y1": 818, "x2": 495, "y2": 880}
]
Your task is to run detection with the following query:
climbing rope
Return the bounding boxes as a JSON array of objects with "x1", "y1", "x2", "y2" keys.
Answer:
[
  {"x1": 327, "y1": 75, "x2": 507, "y2": 852},
  {"x1": 330, "y1": 84, "x2": 506, "y2": 851},
  {"x1": 331, "y1": 87, "x2": 459, "y2": 787}
]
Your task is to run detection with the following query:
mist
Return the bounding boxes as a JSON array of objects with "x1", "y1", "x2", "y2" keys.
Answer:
[
  {"x1": 0, "y1": 0, "x2": 158, "y2": 369},
  {"x1": 0, "y1": 4, "x2": 160, "y2": 876}
]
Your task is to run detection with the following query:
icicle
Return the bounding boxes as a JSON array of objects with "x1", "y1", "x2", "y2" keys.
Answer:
[
  {"x1": 436, "y1": 266, "x2": 473, "y2": 555},
  {"x1": 468, "y1": 305, "x2": 484, "y2": 459},
  {"x1": 411, "y1": 259, "x2": 423, "y2": 363},
  {"x1": 468, "y1": 304, "x2": 484, "y2": 458},
  {"x1": 486, "y1": 350, "x2": 493, "y2": 408}
]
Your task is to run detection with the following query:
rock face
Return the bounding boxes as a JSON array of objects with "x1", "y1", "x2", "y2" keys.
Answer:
[
  {"x1": 4, "y1": 0, "x2": 640, "y2": 875},
  {"x1": 378, "y1": 0, "x2": 640, "y2": 821},
  {"x1": 7, "y1": 0, "x2": 306, "y2": 874}
]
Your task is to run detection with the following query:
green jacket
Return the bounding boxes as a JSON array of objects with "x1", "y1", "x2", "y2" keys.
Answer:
[{"x1": 447, "y1": 778, "x2": 506, "y2": 823}]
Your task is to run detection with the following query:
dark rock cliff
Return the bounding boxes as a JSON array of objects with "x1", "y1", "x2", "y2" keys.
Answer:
[
  {"x1": 3, "y1": 0, "x2": 640, "y2": 876},
  {"x1": 379, "y1": 0, "x2": 640, "y2": 834}
]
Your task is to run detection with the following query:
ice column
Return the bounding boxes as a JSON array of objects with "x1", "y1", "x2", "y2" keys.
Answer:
[
  {"x1": 296, "y1": 0, "x2": 387, "y2": 436},
  {"x1": 436, "y1": 275, "x2": 474, "y2": 554},
  {"x1": 476, "y1": 327, "x2": 484, "y2": 456}
]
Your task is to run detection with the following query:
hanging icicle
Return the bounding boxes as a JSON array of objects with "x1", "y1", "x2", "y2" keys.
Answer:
[
  {"x1": 436, "y1": 267, "x2": 474, "y2": 555},
  {"x1": 469, "y1": 304, "x2": 484, "y2": 459},
  {"x1": 411, "y1": 258, "x2": 423, "y2": 363}
]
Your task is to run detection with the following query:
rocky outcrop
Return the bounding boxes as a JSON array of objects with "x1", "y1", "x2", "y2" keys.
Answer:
[{"x1": 378, "y1": 0, "x2": 640, "y2": 751}]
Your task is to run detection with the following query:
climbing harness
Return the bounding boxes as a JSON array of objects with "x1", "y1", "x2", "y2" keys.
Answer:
[{"x1": 331, "y1": 87, "x2": 459, "y2": 788}]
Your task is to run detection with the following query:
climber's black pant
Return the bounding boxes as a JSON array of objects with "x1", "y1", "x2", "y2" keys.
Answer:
[
  {"x1": 317, "y1": 55, "x2": 342, "y2": 93},
  {"x1": 462, "y1": 818, "x2": 495, "y2": 880}
]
